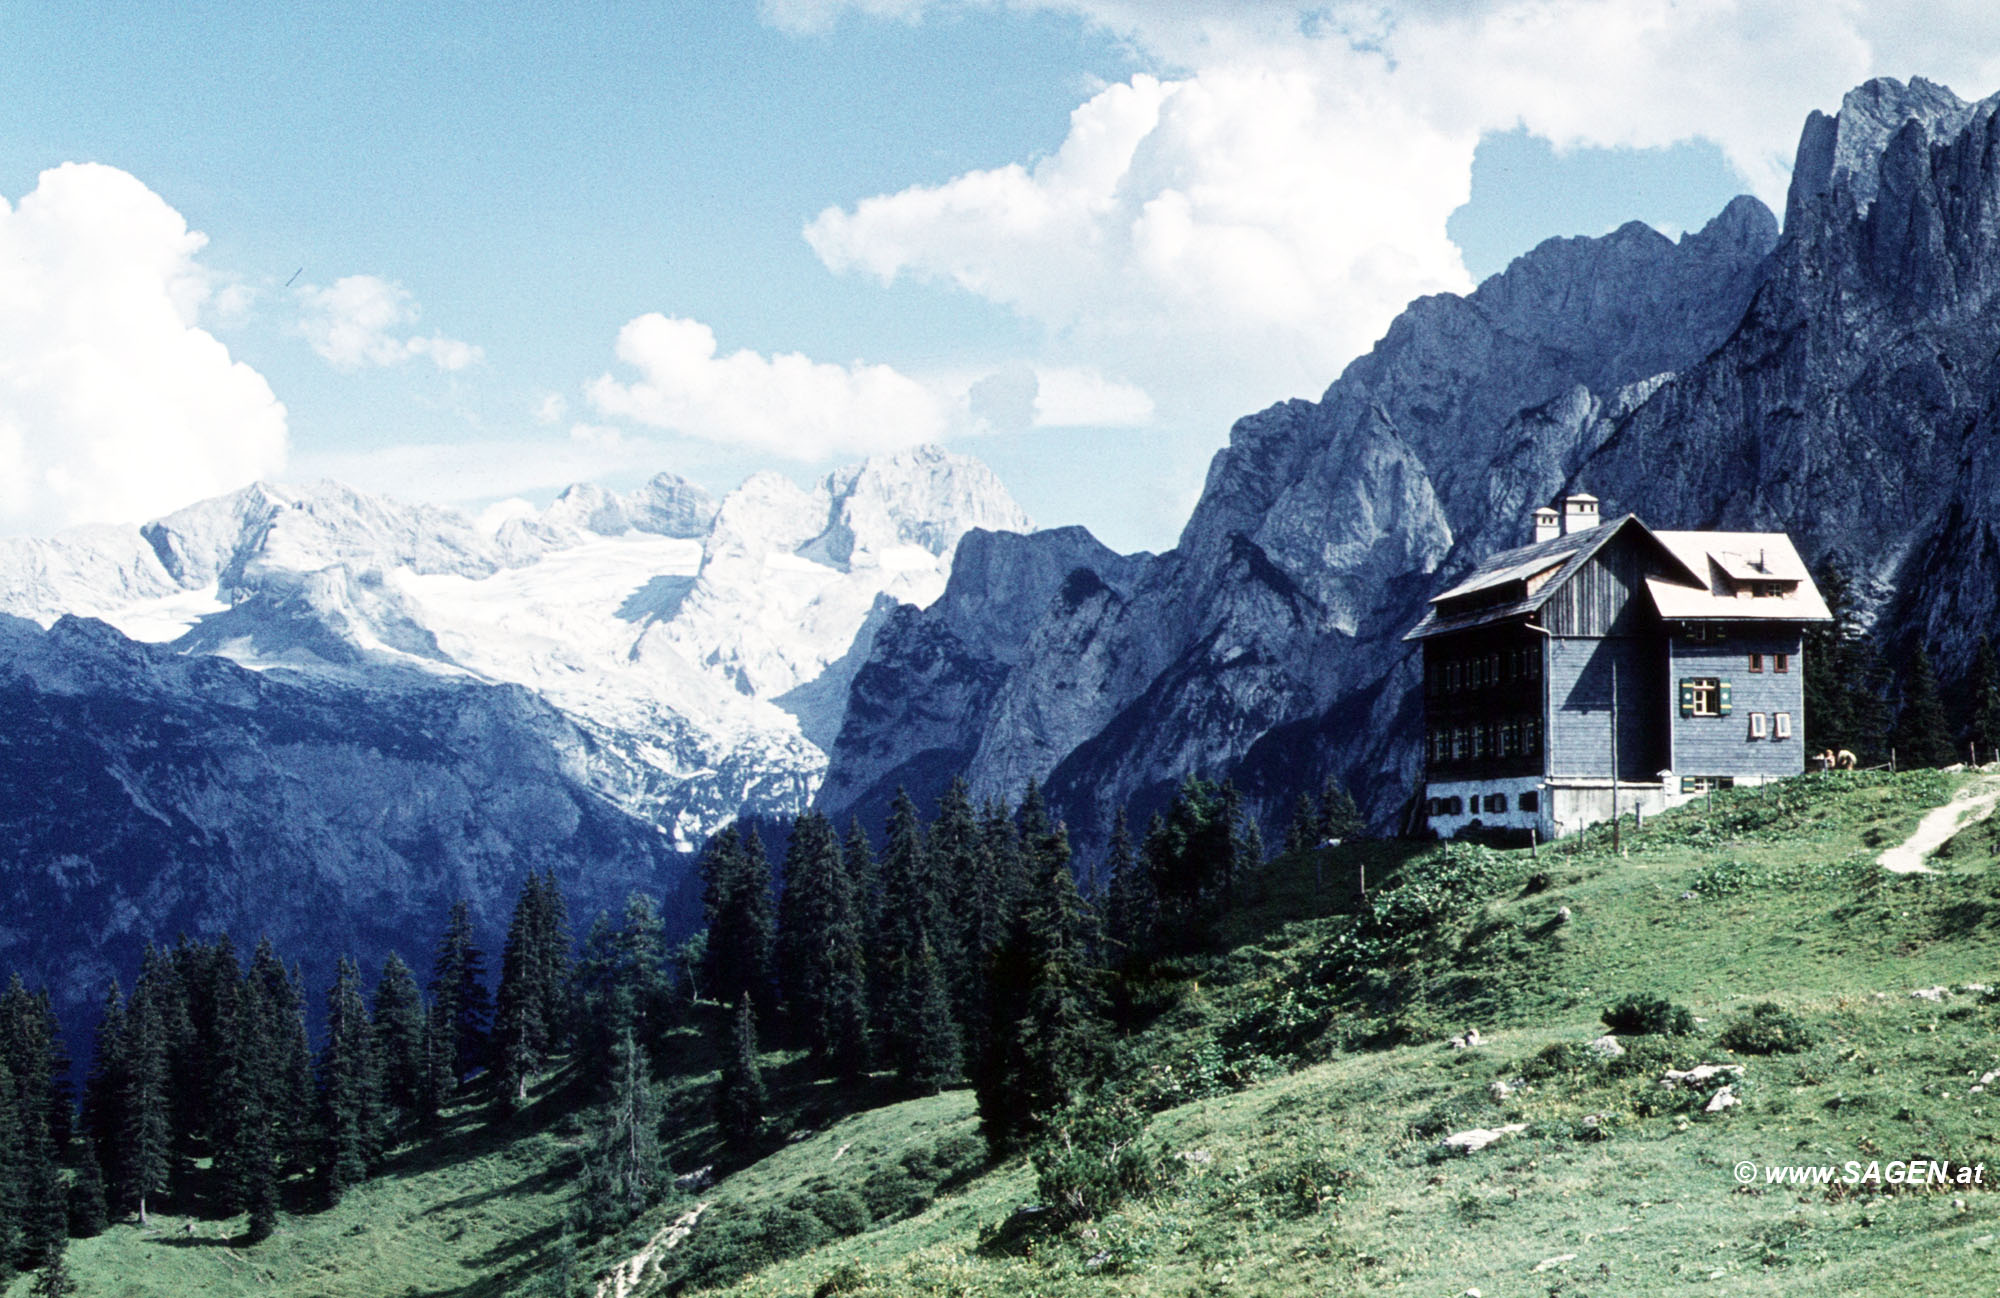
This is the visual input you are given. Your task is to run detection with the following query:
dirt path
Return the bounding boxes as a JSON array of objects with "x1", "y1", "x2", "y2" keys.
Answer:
[{"x1": 1877, "y1": 774, "x2": 2000, "y2": 873}]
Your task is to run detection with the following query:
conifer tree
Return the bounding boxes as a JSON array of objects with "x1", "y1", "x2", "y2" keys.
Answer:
[
  {"x1": 582, "y1": 1027, "x2": 659, "y2": 1224},
  {"x1": 26, "y1": 1242, "x2": 70, "y2": 1298},
  {"x1": 1102, "y1": 807, "x2": 1155, "y2": 965},
  {"x1": 214, "y1": 941, "x2": 287, "y2": 1240},
  {"x1": 774, "y1": 812, "x2": 869, "y2": 1074},
  {"x1": 82, "y1": 986, "x2": 128, "y2": 1198},
  {"x1": 976, "y1": 814, "x2": 1104, "y2": 1156},
  {"x1": 700, "y1": 827, "x2": 776, "y2": 1014},
  {"x1": 318, "y1": 956, "x2": 383, "y2": 1203},
  {"x1": 1283, "y1": 792, "x2": 1321, "y2": 857},
  {"x1": 1968, "y1": 638, "x2": 2000, "y2": 763},
  {"x1": 874, "y1": 790, "x2": 963, "y2": 1088},
  {"x1": 493, "y1": 871, "x2": 572, "y2": 1106},
  {"x1": 887, "y1": 938, "x2": 961, "y2": 1095},
  {"x1": 0, "y1": 980, "x2": 64, "y2": 1260},
  {"x1": 371, "y1": 952, "x2": 427, "y2": 1118},
  {"x1": 428, "y1": 900, "x2": 492, "y2": 1087},
  {"x1": 575, "y1": 893, "x2": 671, "y2": 1078},
  {"x1": 1318, "y1": 776, "x2": 1364, "y2": 841},
  {"x1": 1146, "y1": 778, "x2": 1233, "y2": 953},
  {"x1": 715, "y1": 993, "x2": 765, "y2": 1152},
  {"x1": 0, "y1": 1055, "x2": 22, "y2": 1271},
  {"x1": 931, "y1": 779, "x2": 991, "y2": 1030},
  {"x1": 65, "y1": 1153, "x2": 106, "y2": 1240},
  {"x1": 1892, "y1": 645, "x2": 1956, "y2": 768},
  {"x1": 118, "y1": 987, "x2": 172, "y2": 1224}
]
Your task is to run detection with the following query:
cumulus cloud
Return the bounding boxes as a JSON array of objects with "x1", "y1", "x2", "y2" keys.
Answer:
[
  {"x1": 794, "y1": 0, "x2": 2000, "y2": 427},
  {"x1": 0, "y1": 163, "x2": 288, "y2": 535},
  {"x1": 297, "y1": 274, "x2": 483, "y2": 372},
  {"x1": 586, "y1": 313, "x2": 959, "y2": 459}
]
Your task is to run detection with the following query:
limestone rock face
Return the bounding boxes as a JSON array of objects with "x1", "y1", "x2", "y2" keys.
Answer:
[{"x1": 824, "y1": 77, "x2": 2000, "y2": 854}]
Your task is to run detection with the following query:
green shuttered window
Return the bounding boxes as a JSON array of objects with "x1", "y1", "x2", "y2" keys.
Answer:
[{"x1": 1680, "y1": 678, "x2": 1729, "y2": 717}]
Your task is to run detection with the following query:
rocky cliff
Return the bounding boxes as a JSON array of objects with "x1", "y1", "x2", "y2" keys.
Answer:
[{"x1": 822, "y1": 77, "x2": 2000, "y2": 851}]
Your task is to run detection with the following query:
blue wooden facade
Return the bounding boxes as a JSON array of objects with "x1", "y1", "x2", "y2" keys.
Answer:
[{"x1": 1405, "y1": 497, "x2": 1830, "y2": 840}]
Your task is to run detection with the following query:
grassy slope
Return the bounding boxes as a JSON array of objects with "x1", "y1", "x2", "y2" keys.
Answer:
[{"x1": 39, "y1": 771, "x2": 2000, "y2": 1296}]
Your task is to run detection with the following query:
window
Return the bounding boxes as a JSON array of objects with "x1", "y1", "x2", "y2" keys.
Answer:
[
  {"x1": 1519, "y1": 790, "x2": 1540, "y2": 813},
  {"x1": 1484, "y1": 793, "x2": 1508, "y2": 814},
  {"x1": 1681, "y1": 775, "x2": 1735, "y2": 795},
  {"x1": 1752, "y1": 581, "x2": 1785, "y2": 597},
  {"x1": 1445, "y1": 796, "x2": 1464, "y2": 816},
  {"x1": 1680, "y1": 677, "x2": 1731, "y2": 717},
  {"x1": 1749, "y1": 711, "x2": 1768, "y2": 739},
  {"x1": 1775, "y1": 711, "x2": 1793, "y2": 740},
  {"x1": 1775, "y1": 652, "x2": 1790, "y2": 674},
  {"x1": 1748, "y1": 652, "x2": 1764, "y2": 673}
]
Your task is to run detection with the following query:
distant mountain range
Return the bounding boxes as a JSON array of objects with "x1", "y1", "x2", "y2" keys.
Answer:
[
  {"x1": 0, "y1": 447, "x2": 1027, "y2": 1016},
  {"x1": 12, "y1": 76, "x2": 2000, "y2": 1018}
]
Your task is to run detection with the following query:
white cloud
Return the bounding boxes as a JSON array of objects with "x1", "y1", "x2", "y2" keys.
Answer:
[
  {"x1": 1033, "y1": 367, "x2": 1152, "y2": 427},
  {"x1": 535, "y1": 391, "x2": 569, "y2": 425},
  {"x1": 297, "y1": 274, "x2": 483, "y2": 372},
  {"x1": 586, "y1": 313, "x2": 959, "y2": 459},
  {"x1": 793, "y1": 0, "x2": 2000, "y2": 431},
  {"x1": 0, "y1": 163, "x2": 288, "y2": 535}
]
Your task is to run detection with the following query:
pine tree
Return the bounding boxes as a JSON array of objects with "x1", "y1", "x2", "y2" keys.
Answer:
[
  {"x1": 1102, "y1": 807, "x2": 1154, "y2": 965},
  {"x1": 0, "y1": 980, "x2": 64, "y2": 1260},
  {"x1": 81, "y1": 985, "x2": 128, "y2": 1201},
  {"x1": 26, "y1": 1242, "x2": 69, "y2": 1298},
  {"x1": 493, "y1": 871, "x2": 571, "y2": 1108},
  {"x1": 1146, "y1": 778, "x2": 1233, "y2": 953},
  {"x1": 318, "y1": 956, "x2": 383, "y2": 1204},
  {"x1": 875, "y1": 790, "x2": 963, "y2": 1088},
  {"x1": 1318, "y1": 776, "x2": 1364, "y2": 841},
  {"x1": 976, "y1": 815, "x2": 1104, "y2": 1156},
  {"x1": 65, "y1": 1153, "x2": 106, "y2": 1239},
  {"x1": 1968, "y1": 638, "x2": 2000, "y2": 763},
  {"x1": 428, "y1": 900, "x2": 492, "y2": 1088},
  {"x1": 775, "y1": 812, "x2": 869, "y2": 1075},
  {"x1": 581, "y1": 1027, "x2": 659, "y2": 1225},
  {"x1": 714, "y1": 993, "x2": 765, "y2": 1152},
  {"x1": 1892, "y1": 645, "x2": 1956, "y2": 768},
  {"x1": 118, "y1": 985, "x2": 172, "y2": 1224},
  {"x1": 931, "y1": 779, "x2": 993, "y2": 1041},
  {"x1": 213, "y1": 941, "x2": 285, "y2": 1240},
  {"x1": 371, "y1": 952, "x2": 427, "y2": 1118},
  {"x1": 575, "y1": 893, "x2": 672, "y2": 1081},
  {"x1": 1283, "y1": 792, "x2": 1321, "y2": 857},
  {"x1": 887, "y1": 939, "x2": 961, "y2": 1095},
  {"x1": 700, "y1": 827, "x2": 776, "y2": 1014}
]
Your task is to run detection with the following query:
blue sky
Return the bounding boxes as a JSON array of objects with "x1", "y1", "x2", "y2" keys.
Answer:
[{"x1": 0, "y1": 2, "x2": 1994, "y2": 551}]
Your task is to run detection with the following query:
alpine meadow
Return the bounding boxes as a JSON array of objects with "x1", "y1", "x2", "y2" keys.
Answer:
[{"x1": 5, "y1": 6, "x2": 2000, "y2": 1296}]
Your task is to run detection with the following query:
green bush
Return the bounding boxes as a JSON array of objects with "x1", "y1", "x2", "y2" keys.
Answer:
[
  {"x1": 1602, "y1": 993, "x2": 1696, "y2": 1036},
  {"x1": 1717, "y1": 1002, "x2": 1817, "y2": 1055},
  {"x1": 1519, "y1": 1041, "x2": 1596, "y2": 1081},
  {"x1": 797, "y1": 1187, "x2": 872, "y2": 1236},
  {"x1": 1030, "y1": 1097, "x2": 1164, "y2": 1225}
]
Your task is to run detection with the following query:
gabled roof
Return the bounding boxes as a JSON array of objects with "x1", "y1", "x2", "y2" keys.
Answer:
[
  {"x1": 1405, "y1": 514, "x2": 1683, "y2": 639},
  {"x1": 1405, "y1": 516, "x2": 1830, "y2": 640},
  {"x1": 1646, "y1": 531, "x2": 1831, "y2": 621}
]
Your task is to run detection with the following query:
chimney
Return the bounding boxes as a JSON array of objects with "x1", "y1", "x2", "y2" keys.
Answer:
[
  {"x1": 1561, "y1": 493, "x2": 1600, "y2": 535},
  {"x1": 1533, "y1": 507, "x2": 1561, "y2": 543}
]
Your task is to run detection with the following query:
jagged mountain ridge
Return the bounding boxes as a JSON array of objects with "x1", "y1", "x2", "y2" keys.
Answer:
[
  {"x1": 820, "y1": 76, "x2": 2000, "y2": 850},
  {"x1": 0, "y1": 446, "x2": 1029, "y2": 847}
]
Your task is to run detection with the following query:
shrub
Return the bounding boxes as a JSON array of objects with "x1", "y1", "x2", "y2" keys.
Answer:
[
  {"x1": 797, "y1": 1188, "x2": 871, "y2": 1236},
  {"x1": 1519, "y1": 1041, "x2": 1596, "y2": 1081},
  {"x1": 1031, "y1": 1097, "x2": 1164, "y2": 1225},
  {"x1": 1602, "y1": 993, "x2": 1696, "y2": 1037},
  {"x1": 1717, "y1": 1002, "x2": 1817, "y2": 1055}
]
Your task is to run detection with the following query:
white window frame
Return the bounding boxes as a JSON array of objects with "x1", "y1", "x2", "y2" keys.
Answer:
[
  {"x1": 1775, "y1": 711, "x2": 1792, "y2": 740},
  {"x1": 1749, "y1": 712, "x2": 1768, "y2": 739}
]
